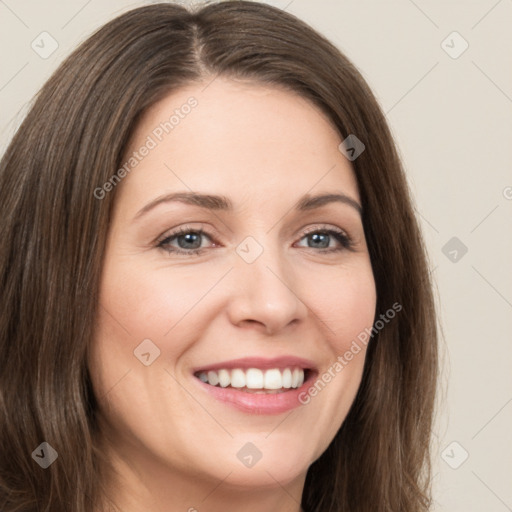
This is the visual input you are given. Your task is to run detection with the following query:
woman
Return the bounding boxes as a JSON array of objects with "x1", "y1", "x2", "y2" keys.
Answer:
[{"x1": 0, "y1": 2, "x2": 438, "y2": 511}]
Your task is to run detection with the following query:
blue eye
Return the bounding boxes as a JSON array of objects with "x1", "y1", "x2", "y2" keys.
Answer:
[
  {"x1": 296, "y1": 228, "x2": 353, "y2": 252},
  {"x1": 157, "y1": 225, "x2": 353, "y2": 256},
  {"x1": 157, "y1": 228, "x2": 211, "y2": 256}
]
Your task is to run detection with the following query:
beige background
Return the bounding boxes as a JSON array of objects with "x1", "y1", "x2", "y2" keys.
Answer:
[{"x1": 1, "y1": 0, "x2": 511, "y2": 510}]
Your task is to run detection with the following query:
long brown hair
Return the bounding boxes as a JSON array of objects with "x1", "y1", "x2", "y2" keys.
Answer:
[{"x1": 0, "y1": 2, "x2": 438, "y2": 511}]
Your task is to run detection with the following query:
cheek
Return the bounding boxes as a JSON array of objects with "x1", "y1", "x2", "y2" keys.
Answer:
[
  {"x1": 88, "y1": 259, "x2": 209, "y2": 409},
  {"x1": 310, "y1": 260, "x2": 377, "y2": 351},
  {"x1": 88, "y1": 255, "x2": 241, "y2": 424},
  {"x1": 88, "y1": 261, "x2": 223, "y2": 462},
  {"x1": 95, "y1": 259, "x2": 222, "y2": 354},
  {"x1": 292, "y1": 262, "x2": 376, "y2": 460}
]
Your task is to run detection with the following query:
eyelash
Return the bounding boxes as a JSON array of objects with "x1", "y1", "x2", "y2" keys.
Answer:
[{"x1": 156, "y1": 224, "x2": 354, "y2": 256}]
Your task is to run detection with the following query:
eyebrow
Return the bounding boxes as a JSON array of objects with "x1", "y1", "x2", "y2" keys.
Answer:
[{"x1": 133, "y1": 190, "x2": 362, "y2": 221}]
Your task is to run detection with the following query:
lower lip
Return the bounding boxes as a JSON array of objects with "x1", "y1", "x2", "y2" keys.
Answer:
[{"x1": 193, "y1": 372, "x2": 316, "y2": 414}]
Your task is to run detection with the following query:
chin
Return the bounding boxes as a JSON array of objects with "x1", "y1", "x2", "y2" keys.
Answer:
[{"x1": 184, "y1": 431, "x2": 321, "y2": 488}]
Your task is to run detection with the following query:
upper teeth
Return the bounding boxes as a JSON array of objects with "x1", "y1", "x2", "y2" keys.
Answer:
[{"x1": 197, "y1": 368, "x2": 305, "y2": 389}]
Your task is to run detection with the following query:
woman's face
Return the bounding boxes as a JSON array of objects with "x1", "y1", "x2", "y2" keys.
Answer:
[{"x1": 89, "y1": 77, "x2": 376, "y2": 498}]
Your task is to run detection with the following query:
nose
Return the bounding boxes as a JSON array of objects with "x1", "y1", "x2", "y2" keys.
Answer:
[{"x1": 226, "y1": 239, "x2": 308, "y2": 335}]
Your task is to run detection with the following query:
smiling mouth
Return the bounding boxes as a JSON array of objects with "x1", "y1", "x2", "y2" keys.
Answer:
[{"x1": 193, "y1": 367, "x2": 311, "y2": 394}]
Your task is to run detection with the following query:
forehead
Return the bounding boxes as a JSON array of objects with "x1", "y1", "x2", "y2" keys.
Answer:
[{"x1": 117, "y1": 77, "x2": 359, "y2": 211}]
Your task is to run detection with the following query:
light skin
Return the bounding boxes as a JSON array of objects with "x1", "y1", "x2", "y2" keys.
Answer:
[{"x1": 88, "y1": 76, "x2": 377, "y2": 512}]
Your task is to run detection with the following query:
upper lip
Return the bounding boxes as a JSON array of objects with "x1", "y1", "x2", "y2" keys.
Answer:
[{"x1": 193, "y1": 356, "x2": 317, "y2": 373}]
